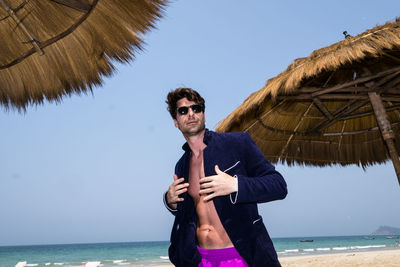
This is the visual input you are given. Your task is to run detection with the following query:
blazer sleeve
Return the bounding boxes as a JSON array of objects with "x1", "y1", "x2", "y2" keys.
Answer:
[
  {"x1": 163, "y1": 160, "x2": 183, "y2": 216},
  {"x1": 163, "y1": 191, "x2": 178, "y2": 215},
  {"x1": 231, "y1": 132, "x2": 287, "y2": 204}
]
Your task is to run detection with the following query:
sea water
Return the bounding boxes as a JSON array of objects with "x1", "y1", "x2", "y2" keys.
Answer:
[
  {"x1": 273, "y1": 235, "x2": 399, "y2": 256},
  {"x1": 1, "y1": 236, "x2": 399, "y2": 267}
]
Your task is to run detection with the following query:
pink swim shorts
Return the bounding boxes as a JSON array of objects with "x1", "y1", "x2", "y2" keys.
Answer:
[{"x1": 197, "y1": 246, "x2": 249, "y2": 267}]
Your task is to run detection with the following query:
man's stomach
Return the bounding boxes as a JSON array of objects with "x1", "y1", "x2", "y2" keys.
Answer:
[
  {"x1": 196, "y1": 224, "x2": 234, "y2": 249},
  {"x1": 195, "y1": 197, "x2": 234, "y2": 249}
]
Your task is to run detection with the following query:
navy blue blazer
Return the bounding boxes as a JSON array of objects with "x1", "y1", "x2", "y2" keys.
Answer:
[{"x1": 165, "y1": 129, "x2": 287, "y2": 267}]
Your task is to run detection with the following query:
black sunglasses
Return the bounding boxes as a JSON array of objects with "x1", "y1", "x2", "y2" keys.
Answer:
[{"x1": 176, "y1": 104, "x2": 204, "y2": 116}]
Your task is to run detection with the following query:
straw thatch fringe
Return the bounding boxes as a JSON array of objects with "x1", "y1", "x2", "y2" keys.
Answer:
[
  {"x1": 245, "y1": 99, "x2": 400, "y2": 167},
  {"x1": 217, "y1": 18, "x2": 400, "y2": 133},
  {"x1": 216, "y1": 18, "x2": 400, "y2": 167},
  {"x1": 0, "y1": 0, "x2": 167, "y2": 111}
]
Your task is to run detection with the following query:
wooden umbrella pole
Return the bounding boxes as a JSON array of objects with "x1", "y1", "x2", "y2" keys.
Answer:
[{"x1": 368, "y1": 92, "x2": 400, "y2": 186}]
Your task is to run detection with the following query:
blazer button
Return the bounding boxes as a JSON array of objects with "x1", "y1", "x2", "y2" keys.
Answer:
[{"x1": 176, "y1": 224, "x2": 180, "y2": 230}]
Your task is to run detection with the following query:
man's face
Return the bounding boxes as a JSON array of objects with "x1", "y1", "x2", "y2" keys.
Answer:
[{"x1": 173, "y1": 98, "x2": 205, "y2": 137}]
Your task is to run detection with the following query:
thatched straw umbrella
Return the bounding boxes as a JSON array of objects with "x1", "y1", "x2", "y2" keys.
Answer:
[
  {"x1": 0, "y1": 0, "x2": 166, "y2": 110},
  {"x1": 217, "y1": 18, "x2": 400, "y2": 186}
]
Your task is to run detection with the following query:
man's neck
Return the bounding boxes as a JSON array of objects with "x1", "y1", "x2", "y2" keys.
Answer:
[{"x1": 184, "y1": 129, "x2": 206, "y2": 157}]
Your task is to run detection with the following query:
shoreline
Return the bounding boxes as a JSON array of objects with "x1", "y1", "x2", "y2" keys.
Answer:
[
  {"x1": 278, "y1": 245, "x2": 400, "y2": 257},
  {"x1": 4, "y1": 242, "x2": 399, "y2": 267},
  {"x1": 144, "y1": 248, "x2": 400, "y2": 267},
  {"x1": 279, "y1": 248, "x2": 400, "y2": 266}
]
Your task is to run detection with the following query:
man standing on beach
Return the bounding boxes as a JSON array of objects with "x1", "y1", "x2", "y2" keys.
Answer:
[{"x1": 163, "y1": 88, "x2": 287, "y2": 267}]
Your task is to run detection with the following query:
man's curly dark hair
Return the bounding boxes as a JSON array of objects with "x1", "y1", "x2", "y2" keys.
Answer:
[{"x1": 166, "y1": 87, "x2": 205, "y2": 119}]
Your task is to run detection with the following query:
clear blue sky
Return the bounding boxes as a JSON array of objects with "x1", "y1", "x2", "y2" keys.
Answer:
[{"x1": 1, "y1": 0, "x2": 400, "y2": 246}]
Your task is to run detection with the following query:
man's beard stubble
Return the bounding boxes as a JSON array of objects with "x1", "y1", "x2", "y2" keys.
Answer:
[{"x1": 180, "y1": 117, "x2": 206, "y2": 137}]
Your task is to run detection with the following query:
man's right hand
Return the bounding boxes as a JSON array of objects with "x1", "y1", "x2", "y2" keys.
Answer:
[{"x1": 166, "y1": 174, "x2": 189, "y2": 210}]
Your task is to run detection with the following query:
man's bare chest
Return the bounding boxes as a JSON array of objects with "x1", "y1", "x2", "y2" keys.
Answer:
[{"x1": 188, "y1": 153, "x2": 205, "y2": 201}]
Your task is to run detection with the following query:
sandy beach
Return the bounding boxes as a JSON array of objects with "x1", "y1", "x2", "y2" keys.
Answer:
[
  {"x1": 279, "y1": 249, "x2": 400, "y2": 267},
  {"x1": 150, "y1": 249, "x2": 400, "y2": 267}
]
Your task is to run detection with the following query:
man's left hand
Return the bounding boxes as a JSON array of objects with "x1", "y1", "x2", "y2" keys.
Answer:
[{"x1": 199, "y1": 165, "x2": 238, "y2": 201}]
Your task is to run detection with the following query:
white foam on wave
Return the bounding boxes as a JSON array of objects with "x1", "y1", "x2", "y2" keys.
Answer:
[
  {"x1": 45, "y1": 264, "x2": 51, "y2": 266},
  {"x1": 54, "y1": 263, "x2": 64, "y2": 266},
  {"x1": 116, "y1": 263, "x2": 129, "y2": 266},
  {"x1": 303, "y1": 249, "x2": 315, "y2": 252},
  {"x1": 84, "y1": 262, "x2": 101, "y2": 267},
  {"x1": 113, "y1": 260, "x2": 126, "y2": 264},
  {"x1": 26, "y1": 264, "x2": 38, "y2": 267},
  {"x1": 371, "y1": 245, "x2": 386, "y2": 248},
  {"x1": 351, "y1": 246, "x2": 370, "y2": 250},
  {"x1": 160, "y1": 256, "x2": 169, "y2": 260},
  {"x1": 332, "y1": 247, "x2": 349, "y2": 251},
  {"x1": 316, "y1": 248, "x2": 331, "y2": 251},
  {"x1": 351, "y1": 245, "x2": 386, "y2": 250},
  {"x1": 285, "y1": 249, "x2": 299, "y2": 253}
]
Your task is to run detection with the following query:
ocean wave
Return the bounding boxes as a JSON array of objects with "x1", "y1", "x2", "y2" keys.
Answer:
[
  {"x1": 113, "y1": 260, "x2": 126, "y2": 264},
  {"x1": 54, "y1": 263, "x2": 64, "y2": 266},
  {"x1": 83, "y1": 261, "x2": 101, "y2": 267},
  {"x1": 371, "y1": 245, "x2": 386, "y2": 248},
  {"x1": 332, "y1": 247, "x2": 349, "y2": 251},
  {"x1": 45, "y1": 264, "x2": 51, "y2": 266},
  {"x1": 316, "y1": 248, "x2": 331, "y2": 251},
  {"x1": 351, "y1": 245, "x2": 386, "y2": 250},
  {"x1": 352, "y1": 246, "x2": 371, "y2": 249},
  {"x1": 277, "y1": 243, "x2": 389, "y2": 255},
  {"x1": 160, "y1": 256, "x2": 169, "y2": 260}
]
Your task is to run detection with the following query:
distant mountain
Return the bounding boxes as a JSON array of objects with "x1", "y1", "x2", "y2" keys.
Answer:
[{"x1": 371, "y1": 226, "x2": 400, "y2": 235}]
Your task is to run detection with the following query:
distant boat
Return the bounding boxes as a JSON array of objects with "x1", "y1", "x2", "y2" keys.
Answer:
[
  {"x1": 364, "y1": 236, "x2": 375, "y2": 240},
  {"x1": 300, "y1": 240, "x2": 314, "y2": 242}
]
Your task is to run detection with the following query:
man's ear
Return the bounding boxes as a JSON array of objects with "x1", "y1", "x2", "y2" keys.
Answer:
[{"x1": 173, "y1": 119, "x2": 178, "y2": 128}]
